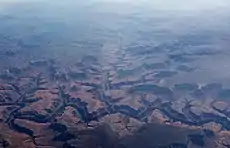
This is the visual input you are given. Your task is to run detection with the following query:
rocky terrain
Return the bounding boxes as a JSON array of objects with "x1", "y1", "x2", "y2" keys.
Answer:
[
  {"x1": 0, "y1": 38, "x2": 230, "y2": 148},
  {"x1": 1, "y1": 1, "x2": 230, "y2": 148}
]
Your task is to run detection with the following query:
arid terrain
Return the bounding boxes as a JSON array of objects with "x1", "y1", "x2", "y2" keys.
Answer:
[
  {"x1": 1, "y1": 0, "x2": 230, "y2": 148},
  {"x1": 1, "y1": 42, "x2": 230, "y2": 148}
]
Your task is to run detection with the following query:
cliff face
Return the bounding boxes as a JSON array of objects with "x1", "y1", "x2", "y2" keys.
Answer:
[{"x1": 0, "y1": 52, "x2": 229, "y2": 148}]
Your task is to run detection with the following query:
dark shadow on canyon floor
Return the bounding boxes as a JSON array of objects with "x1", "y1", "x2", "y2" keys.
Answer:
[{"x1": 64, "y1": 123, "x2": 204, "y2": 148}]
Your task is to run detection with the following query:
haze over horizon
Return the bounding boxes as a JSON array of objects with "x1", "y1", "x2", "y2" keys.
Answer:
[{"x1": 1, "y1": 0, "x2": 230, "y2": 10}]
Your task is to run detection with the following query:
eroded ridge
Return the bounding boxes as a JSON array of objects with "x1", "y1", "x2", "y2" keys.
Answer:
[{"x1": 0, "y1": 42, "x2": 230, "y2": 148}]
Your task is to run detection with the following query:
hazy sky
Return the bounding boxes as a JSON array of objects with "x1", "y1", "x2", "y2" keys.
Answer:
[
  {"x1": 88, "y1": 0, "x2": 230, "y2": 11},
  {"x1": 1, "y1": 0, "x2": 230, "y2": 11}
]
